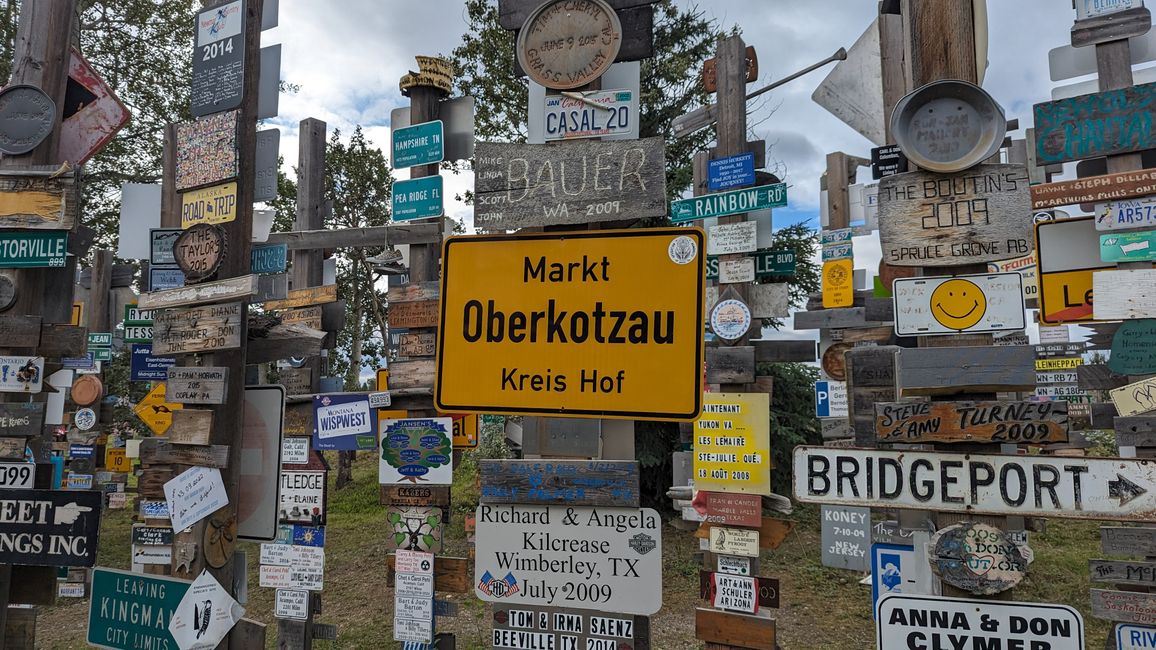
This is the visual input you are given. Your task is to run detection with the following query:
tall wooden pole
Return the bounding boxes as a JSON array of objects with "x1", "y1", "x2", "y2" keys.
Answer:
[{"x1": 405, "y1": 86, "x2": 445, "y2": 289}]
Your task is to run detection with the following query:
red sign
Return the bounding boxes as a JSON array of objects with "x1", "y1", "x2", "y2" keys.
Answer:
[
  {"x1": 692, "y1": 490, "x2": 762, "y2": 527},
  {"x1": 59, "y1": 48, "x2": 130, "y2": 165}
]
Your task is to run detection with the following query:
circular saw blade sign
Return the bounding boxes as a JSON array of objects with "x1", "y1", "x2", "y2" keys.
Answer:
[
  {"x1": 0, "y1": 85, "x2": 56, "y2": 155},
  {"x1": 173, "y1": 223, "x2": 226, "y2": 282},
  {"x1": 516, "y1": 0, "x2": 622, "y2": 90}
]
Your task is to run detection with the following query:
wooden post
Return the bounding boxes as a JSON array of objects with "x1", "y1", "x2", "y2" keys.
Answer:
[
  {"x1": 89, "y1": 250, "x2": 113, "y2": 335},
  {"x1": 405, "y1": 85, "x2": 446, "y2": 288}
]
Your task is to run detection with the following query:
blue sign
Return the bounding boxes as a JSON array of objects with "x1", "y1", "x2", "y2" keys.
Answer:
[
  {"x1": 392, "y1": 120, "x2": 444, "y2": 169},
  {"x1": 62, "y1": 353, "x2": 96, "y2": 370},
  {"x1": 312, "y1": 393, "x2": 378, "y2": 451},
  {"x1": 69, "y1": 445, "x2": 95, "y2": 459},
  {"x1": 815, "y1": 381, "x2": 831, "y2": 417},
  {"x1": 708, "y1": 151, "x2": 755, "y2": 192},
  {"x1": 871, "y1": 543, "x2": 917, "y2": 620},
  {"x1": 149, "y1": 267, "x2": 185, "y2": 290},
  {"x1": 292, "y1": 525, "x2": 325, "y2": 547},
  {"x1": 130, "y1": 344, "x2": 176, "y2": 382},
  {"x1": 251, "y1": 243, "x2": 288, "y2": 274},
  {"x1": 392, "y1": 176, "x2": 444, "y2": 222}
]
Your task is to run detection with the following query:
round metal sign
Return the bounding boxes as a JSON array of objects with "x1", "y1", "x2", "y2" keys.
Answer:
[
  {"x1": 173, "y1": 223, "x2": 227, "y2": 282},
  {"x1": 821, "y1": 343, "x2": 851, "y2": 381},
  {"x1": 0, "y1": 84, "x2": 56, "y2": 155},
  {"x1": 516, "y1": 0, "x2": 622, "y2": 90},
  {"x1": 74, "y1": 407, "x2": 97, "y2": 432},
  {"x1": 710, "y1": 298, "x2": 751, "y2": 341},
  {"x1": 0, "y1": 275, "x2": 16, "y2": 312},
  {"x1": 891, "y1": 79, "x2": 1006, "y2": 173},
  {"x1": 931, "y1": 522, "x2": 1031, "y2": 596}
]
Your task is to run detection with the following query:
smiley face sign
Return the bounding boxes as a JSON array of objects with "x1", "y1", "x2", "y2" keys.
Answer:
[{"x1": 893, "y1": 273, "x2": 1025, "y2": 336}]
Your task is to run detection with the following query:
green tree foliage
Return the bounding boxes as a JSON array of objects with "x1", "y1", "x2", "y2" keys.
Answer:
[
  {"x1": 449, "y1": 0, "x2": 720, "y2": 199},
  {"x1": 760, "y1": 361, "x2": 821, "y2": 496}
]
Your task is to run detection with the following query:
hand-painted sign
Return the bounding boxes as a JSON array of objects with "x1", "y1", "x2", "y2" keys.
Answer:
[
  {"x1": 180, "y1": 182, "x2": 238, "y2": 228},
  {"x1": 1097, "y1": 197, "x2": 1156, "y2": 231},
  {"x1": 794, "y1": 446, "x2": 1156, "y2": 520},
  {"x1": 874, "y1": 400, "x2": 1069, "y2": 444},
  {"x1": 129, "y1": 344, "x2": 175, "y2": 382},
  {"x1": 166, "y1": 367, "x2": 227, "y2": 404},
  {"x1": 876, "y1": 594, "x2": 1084, "y2": 650},
  {"x1": 479, "y1": 460, "x2": 639, "y2": 507},
  {"x1": 191, "y1": 0, "x2": 244, "y2": 117},
  {"x1": 474, "y1": 138, "x2": 667, "y2": 230},
  {"x1": 0, "y1": 402, "x2": 44, "y2": 438},
  {"x1": 1036, "y1": 216, "x2": 1110, "y2": 325},
  {"x1": 251, "y1": 243, "x2": 287, "y2": 274},
  {"x1": 152, "y1": 302, "x2": 244, "y2": 355},
  {"x1": 708, "y1": 151, "x2": 756, "y2": 192},
  {"x1": 0, "y1": 488, "x2": 101, "y2": 566},
  {"x1": 392, "y1": 120, "x2": 444, "y2": 169},
  {"x1": 311, "y1": 394, "x2": 376, "y2": 451},
  {"x1": 893, "y1": 273, "x2": 1025, "y2": 335},
  {"x1": 279, "y1": 470, "x2": 326, "y2": 525},
  {"x1": 1034, "y1": 82, "x2": 1156, "y2": 165},
  {"x1": 88, "y1": 568, "x2": 191, "y2": 650},
  {"x1": 0, "y1": 231, "x2": 67, "y2": 268},
  {"x1": 0, "y1": 171, "x2": 78, "y2": 230},
  {"x1": 692, "y1": 491, "x2": 762, "y2": 528},
  {"x1": 671, "y1": 183, "x2": 787, "y2": 222},
  {"x1": 391, "y1": 175, "x2": 443, "y2": 222},
  {"x1": 474, "y1": 504, "x2": 662, "y2": 615},
  {"x1": 1092, "y1": 589, "x2": 1156, "y2": 625},
  {"x1": 931, "y1": 522, "x2": 1030, "y2": 595},
  {"x1": 386, "y1": 505, "x2": 443, "y2": 553},
  {"x1": 173, "y1": 223, "x2": 226, "y2": 281},
  {"x1": 0, "y1": 356, "x2": 42, "y2": 393},
  {"x1": 544, "y1": 89, "x2": 636, "y2": 141},
  {"x1": 693, "y1": 393, "x2": 771, "y2": 495},
  {"x1": 1111, "y1": 319, "x2": 1156, "y2": 375},
  {"x1": 436, "y1": 228, "x2": 705, "y2": 421},
  {"x1": 1101, "y1": 230, "x2": 1156, "y2": 262},
  {"x1": 379, "y1": 418, "x2": 453, "y2": 485},
  {"x1": 821, "y1": 505, "x2": 871, "y2": 572},
  {"x1": 878, "y1": 165, "x2": 1032, "y2": 266}
]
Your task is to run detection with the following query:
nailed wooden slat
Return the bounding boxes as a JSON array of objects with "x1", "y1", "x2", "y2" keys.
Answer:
[
  {"x1": 386, "y1": 554, "x2": 470, "y2": 593},
  {"x1": 0, "y1": 169, "x2": 78, "y2": 230},
  {"x1": 139, "y1": 438, "x2": 229, "y2": 468},
  {"x1": 0, "y1": 315, "x2": 41, "y2": 348},
  {"x1": 389, "y1": 359, "x2": 436, "y2": 390},
  {"x1": 695, "y1": 608, "x2": 775, "y2": 650},
  {"x1": 246, "y1": 322, "x2": 325, "y2": 366},
  {"x1": 152, "y1": 302, "x2": 243, "y2": 355},
  {"x1": 37, "y1": 324, "x2": 87, "y2": 357},
  {"x1": 1091, "y1": 402, "x2": 1120, "y2": 428},
  {"x1": 264, "y1": 222, "x2": 440, "y2": 249},
  {"x1": 1113, "y1": 417, "x2": 1156, "y2": 447},
  {"x1": 380, "y1": 485, "x2": 452, "y2": 507},
  {"x1": 1035, "y1": 80, "x2": 1156, "y2": 165},
  {"x1": 749, "y1": 283, "x2": 789, "y2": 319},
  {"x1": 1090, "y1": 588, "x2": 1156, "y2": 624},
  {"x1": 793, "y1": 307, "x2": 867, "y2": 330},
  {"x1": 1102, "y1": 526, "x2": 1156, "y2": 555},
  {"x1": 389, "y1": 299, "x2": 438, "y2": 329},
  {"x1": 1095, "y1": 269, "x2": 1156, "y2": 320},
  {"x1": 897, "y1": 345, "x2": 1036, "y2": 396},
  {"x1": 1030, "y1": 168, "x2": 1156, "y2": 209},
  {"x1": 753, "y1": 339, "x2": 816, "y2": 363},
  {"x1": 3, "y1": 606, "x2": 35, "y2": 650},
  {"x1": 846, "y1": 346, "x2": 899, "y2": 446},
  {"x1": 1079, "y1": 364, "x2": 1130, "y2": 390},
  {"x1": 864, "y1": 296, "x2": 895, "y2": 322},
  {"x1": 1071, "y1": 7, "x2": 1153, "y2": 48},
  {"x1": 0, "y1": 403, "x2": 46, "y2": 437},
  {"x1": 387, "y1": 281, "x2": 439, "y2": 304},
  {"x1": 280, "y1": 306, "x2": 321, "y2": 330},
  {"x1": 705, "y1": 346, "x2": 755, "y2": 384},
  {"x1": 874, "y1": 400, "x2": 1069, "y2": 444},
  {"x1": 1090, "y1": 559, "x2": 1156, "y2": 586},
  {"x1": 138, "y1": 275, "x2": 260, "y2": 310},
  {"x1": 263, "y1": 285, "x2": 338, "y2": 311},
  {"x1": 165, "y1": 367, "x2": 228, "y2": 404},
  {"x1": 168, "y1": 410, "x2": 213, "y2": 445},
  {"x1": 478, "y1": 459, "x2": 640, "y2": 507},
  {"x1": 9, "y1": 565, "x2": 56, "y2": 605},
  {"x1": 138, "y1": 467, "x2": 175, "y2": 498},
  {"x1": 398, "y1": 331, "x2": 436, "y2": 358}
]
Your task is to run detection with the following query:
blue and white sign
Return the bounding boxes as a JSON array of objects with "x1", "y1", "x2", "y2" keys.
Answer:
[
  {"x1": 1119, "y1": 624, "x2": 1156, "y2": 650},
  {"x1": 149, "y1": 267, "x2": 185, "y2": 291},
  {"x1": 544, "y1": 89, "x2": 635, "y2": 141},
  {"x1": 392, "y1": 120, "x2": 444, "y2": 169},
  {"x1": 251, "y1": 243, "x2": 288, "y2": 274},
  {"x1": 708, "y1": 151, "x2": 756, "y2": 192},
  {"x1": 871, "y1": 542, "x2": 917, "y2": 620},
  {"x1": 62, "y1": 353, "x2": 96, "y2": 370},
  {"x1": 130, "y1": 344, "x2": 176, "y2": 382},
  {"x1": 815, "y1": 380, "x2": 848, "y2": 418},
  {"x1": 312, "y1": 394, "x2": 377, "y2": 451},
  {"x1": 392, "y1": 176, "x2": 443, "y2": 222}
]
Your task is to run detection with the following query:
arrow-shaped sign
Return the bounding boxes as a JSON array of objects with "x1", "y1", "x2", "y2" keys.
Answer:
[{"x1": 1109, "y1": 473, "x2": 1148, "y2": 506}]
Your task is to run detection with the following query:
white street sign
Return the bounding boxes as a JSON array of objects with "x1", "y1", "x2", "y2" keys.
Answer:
[
  {"x1": 878, "y1": 594, "x2": 1084, "y2": 650},
  {"x1": 893, "y1": 273, "x2": 1025, "y2": 336},
  {"x1": 717, "y1": 554, "x2": 751, "y2": 576},
  {"x1": 794, "y1": 446, "x2": 1156, "y2": 521},
  {"x1": 274, "y1": 588, "x2": 309, "y2": 621},
  {"x1": 474, "y1": 504, "x2": 662, "y2": 615}
]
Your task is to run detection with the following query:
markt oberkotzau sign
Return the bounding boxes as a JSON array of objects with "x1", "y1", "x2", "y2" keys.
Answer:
[{"x1": 436, "y1": 228, "x2": 705, "y2": 421}]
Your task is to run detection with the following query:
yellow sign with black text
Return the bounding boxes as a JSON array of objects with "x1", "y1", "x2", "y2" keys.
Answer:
[
  {"x1": 436, "y1": 228, "x2": 706, "y2": 421},
  {"x1": 822, "y1": 258, "x2": 854, "y2": 308},
  {"x1": 133, "y1": 383, "x2": 182, "y2": 435},
  {"x1": 105, "y1": 447, "x2": 129, "y2": 472},
  {"x1": 181, "y1": 181, "x2": 238, "y2": 228},
  {"x1": 693, "y1": 393, "x2": 771, "y2": 495},
  {"x1": 1035, "y1": 217, "x2": 1111, "y2": 325}
]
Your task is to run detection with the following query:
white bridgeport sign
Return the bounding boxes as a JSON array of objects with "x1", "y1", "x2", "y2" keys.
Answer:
[
  {"x1": 794, "y1": 447, "x2": 1156, "y2": 521},
  {"x1": 473, "y1": 504, "x2": 662, "y2": 615}
]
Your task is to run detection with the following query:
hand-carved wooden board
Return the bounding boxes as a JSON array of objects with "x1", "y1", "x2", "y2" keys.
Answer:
[
  {"x1": 280, "y1": 306, "x2": 322, "y2": 330},
  {"x1": 389, "y1": 300, "x2": 438, "y2": 329},
  {"x1": 263, "y1": 285, "x2": 337, "y2": 311},
  {"x1": 1089, "y1": 559, "x2": 1156, "y2": 587},
  {"x1": 152, "y1": 302, "x2": 243, "y2": 355},
  {"x1": 874, "y1": 400, "x2": 1069, "y2": 444},
  {"x1": 479, "y1": 459, "x2": 640, "y2": 507},
  {"x1": 165, "y1": 367, "x2": 228, "y2": 404},
  {"x1": 878, "y1": 164, "x2": 1032, "y2": 266},
  {"x1": 137, "y1": 275, "x2": 258, "y2": 310},
  {"x1": 473, "y1": 138, "x2": 667, "y2": 230},
  {"x1": 1031, "y1": 168, "x2": 1156, "y2": 209}
]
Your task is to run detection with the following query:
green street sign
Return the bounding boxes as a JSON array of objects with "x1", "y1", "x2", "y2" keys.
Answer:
[
  {"x1": 671, "y1": 182, "x2": 787, "y2": 223},
  {"x1": 88, "y1": 333, "x2": 112, "y2": 347},
  {"x1": 706, "y1": 249, "x2": 796, "y2": 280},
  {"x1": 124, "y1": 304, "x2": 155, "y2": 325},
  {"x1": 0, "y1": 231, "x2": 67, "y2": 268},
  {"x1": 88, "y1": 567, "x2": 190, "y2": 650},
  {"x1": 392, "y1": 120, "x2": 444, "y2": 169},
  {"x1": 92, "y1": 348, "x2": 112, "y2": 361},
  {"x1": 392, "y1": 175, "x2": 444, "y2": 222},
  {"x1": 1101, "y1": 230, "x2": 1156, "y2": 262},
  {"x1": 123, "y1": 324, "x2": 153, "y2": 343}
]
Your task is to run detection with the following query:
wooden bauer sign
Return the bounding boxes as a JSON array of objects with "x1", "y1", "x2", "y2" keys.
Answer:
[{"x1": 877, "y1": 164, "x2": 1032, "y2": 267}]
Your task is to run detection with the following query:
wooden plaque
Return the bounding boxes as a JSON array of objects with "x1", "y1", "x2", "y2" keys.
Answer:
[
  {"x1": 1102, "y1": 526, "x2": 1156, "y2": 556},
  {"x1": 1031, "y1": 168, "x2": 1156, "y2": 209},
  {"x1": 168, "y1": 409, "x2": 213, "y2": 445},
  {"x1": 280, "y1": 306, "x2": 322, "y2": 330},
  {"x1": 138, "y1": 275, "x2": 259, "y2": 310},
  {"x1": 695, "y1": 608, "x2": 774, "y2": 650},
  {"x1": 389, "y1": 300, "x2": 438, "y2": 329},
  {"x1": 165, "y1": 367, "x2": 228, "y2": 404},
  {"x1": 874, "y1": 400, "x2": 1069, "y2": 444},
  {"x1": 478, "y1": 459, "x2": 640, "y2": 508},
  {"x1": 515, "y1": 0, "x2": 621, "y2": 90},
  {"x1": 139, "y1": 438, "x2": 229, "y2": 468},
  {"x1": 173, "y1": 223, "x2": 226, "y2": 282},
  {"x1": 1094, "y1": 269, "x2": 1156, "y2": 321},
  {"x1": 878, "y1": 165, "x2": 1033, "y2": 266},
  {"x1": 70, "y1": 375, "x2": 103, "y2": 407},
  {"x1": 846, "y1": 346, "x2": 899, "y2": 446},
  {"x1": 262, "y1": 285, "x2": 338, "y2": 311},
  {"x1": 0, "y1": 170, "x2": 78, "y2": 230},
  {"x1": 821, "y1": 342, "x2": 851, "y2": 381},
  {"x1": 398, "y1": 331, "x2": 436, "y2": 357},
  {"x1": 694, "y1": 517, "x2": 793, "y2": 551},
  {"x1": 1089, "y1": 559, "x2": 1156, "y2": 587},
  {"x1": 0, "y1": 403, "x2": 45, "y2": 437},
  {"x1": 152, "y1": 302, "x2": 243, "y2": 355},
  {"x1": 1034, "y1": 82, "x2": 1156, "y2": 166},
  {"x1": 379, "y1": 484, "x2": 451, "y2": 508},
  {"x1": 1090, "y1": 589, "x2": 1156, "y2": 625},
  {"x1": 388, "y1": 359, "x2": 435, "y2": 390},
  {"x1": 897, "y1": 345, "x2": 1037, "y2": 396},
  {"x1": 0, "y1": 314, "x2": 41, "y2": 348}
]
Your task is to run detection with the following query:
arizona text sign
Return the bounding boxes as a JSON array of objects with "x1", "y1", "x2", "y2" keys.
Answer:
[
  {"x1": 436, "y1": 228, "x2": 705, "y2": 421},
  {"x1": 793, "y1": 446, "x2": 1156, "y2": 521}
]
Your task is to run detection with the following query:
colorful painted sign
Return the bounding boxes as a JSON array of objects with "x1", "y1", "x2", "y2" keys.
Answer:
[
  {"x1": 892, "y1": 273, "x2": 1026, "y2": 336},
  {"x1": 385, "y1": 505, "x2": 443, "y2": 553},
  {"x1": 379, "y1": 418, "x2": 453, "y2": 485},
  {"x1": 175, "y1": 109, "x2": 238, "y2": 191},
  {"x1": 1034, "y1": 82, "x2": 1156, "y2": 165},
  {"x1": 693, "y1": 393, "x2": 771, "y2": 495}
]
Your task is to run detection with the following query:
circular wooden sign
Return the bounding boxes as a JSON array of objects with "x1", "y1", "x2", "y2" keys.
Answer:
[
  {"x1": 0, "y1": 84, "x2": 56, "y2": 155},
  {"x1": 0, "y1": 275, "x2": 16, "y2": 312},
  {"x1": 821, "y1": 343, "x2": 851, "y2": 381},
  {"x1": 173, "y1": 223, "x2": 226, "y2": 282},
  {"x1": 71, "y1": 375, "x2": 103, "y2": 407},
  {"x1": 931, "y1": 522, "x2": 1031, "y2": 596},
  {"x1": 516, "y1": 0, "x2": 622, "y2": 90}
]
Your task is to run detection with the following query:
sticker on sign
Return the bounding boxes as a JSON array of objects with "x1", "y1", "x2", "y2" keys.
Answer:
[{"x1": 877, "y1": 593, "x2": 1083, "y2": 650}]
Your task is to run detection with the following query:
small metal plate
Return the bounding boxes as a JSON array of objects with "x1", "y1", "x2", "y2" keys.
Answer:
[{"x1": 0, "y1": 85, "x2": 56, "y2": 155}]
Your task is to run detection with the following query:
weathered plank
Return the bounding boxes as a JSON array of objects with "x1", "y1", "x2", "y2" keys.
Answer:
[
  {"x1": 1092, "y1": 402, "x2": 1120, "y2": 428},
  {"x1": 1071, "y1": 7, "x2": 1153, "y2": 47},
  {"x1": 137, "y1": 275, "x2": 259, "y2": 310},
  {"x1": 152, "y1": 303, "x2": 243, "y2": 355},
  {"x1": 279, "y1": 367, "x2": 311, "y2": 396},
  {"x1": 1091, "y1": 589, "x2": 1156, "y2": 625},
  {"x1": 1090, "y1": 559, "x2": 1156, "y2": 586},
  {"x1": 379, "y1": 484, "x2": 452, "y2": 507},
  {"x1": 37, "y1": 324, "x2": 87, "y2": 357},
  {"x1": 245, "y1": 323, "x2": 325, "y2": 366},
  {"x1": 864, "y1": 297, "x2": 895, "y2": 322},
  {"x1": 0, "y1": 169, "x2": 79, "y2": 229},
  {"x1": 1035, "y1": 81, "x2": 1156, "y2": 165},
  {"x1": 262, "y1": 285, "x2": 338, "y2": 311},
  {"x1": 139, "y1": 438, "x2": 229, "y2": 468},
  {"x1": 387, "y1": 281, "x2": 439, "y2": 304},
  {"x1": 693, "y1": 517, "x2": 793, "y2": 550},
  {"x1": 0, "y1": 403, "x2": 45, "y2": 437},
  {"x1": 280, "y1": 306, "x2": 322, "y2": 330},
  {"x1": 840, "y1": 326, "x2": 898, "y2": 345},
  {"x1": 793, "y1": 307, "x2": 867, "y2": 330},
  {"x1": 1110, "y1": 319, "x2": 1156, "y2": 375},
  {"x1": 1111, "y1": 377, "x2": 1156, "y2": 417},
  {"x1": 846, "y1": 346, "x2": 898, "y2": 446},
  {"x1": 473, "y1": 138, "x2": 667, "y2": 230},
  {"x1": 168, "y1": 410, "x2": 213, "y2": 446},
  {"x1": 877, "y1": 164, "x2": 1033, "y2": 266},
  {"x1": 1102, "y1": 526, "x2": 1156, "y2": 555},
  {"x1": 1030, "y1": 168, "x2": 1156, "y2": 209},
  {"x1": 497, "y1": 0, "x2": 654, "y2": 29},
  {"x1": 874, "y1": 400, "x2": 1069, "y2": 444},
  {"x1": 389, "y1": 300, "x2": 438, "y2": 329},
  {"x1": 0, "y1": 438, "x2": 24, "y2": 460},
  {"x1": 897, "y1": 345, "x2": 1037, "y2": 396},
  {"x1": 749, "y1": 283, "x2": 789, "y2": 319},
  {"x1": 386, "y1": 554, "x2": 470, "y2": 593},
  {"x1": 389, "y1": 359, "x2": 435, "y2": 390},
  {"x1": 0, "y1": 315, "x2": 41, "y2": 348},
  {"x1": 398, "y1": 331, "x2": 436, "y2": 358},
  {"x1": 478, "y1": 459, "x2": 640, "y2": 507},
  {"x1": 753, "y1": 339, "x2": 816, "y2": 363},
  {"x1": 1095, "y1": 269, "x2": 1156, "y2": 320},
  {"x1": 1114, "y1": 417, "x2": 1156, "y2": 447},
  {"x1": 695, "y1": 608, "x2": 775, "y2": 650},
  {"x1": 705, "y1": 346, "x2": 755, "y2": 384},
  {"x1": 165, "y1": 367, "x2": 228, "y2": 404},
  {"x1": 264, "y1": 222, "x2": 440, "y2": 249},
  {"x1": 1079, "y1": 364, "x2": 1131, "y2": 390},
  {"x1": 137, "y1": 468, "x2": 175, "y2": 498},
  {"x1": 4, "y1": 606, "x2": 35, "y2": 650}
]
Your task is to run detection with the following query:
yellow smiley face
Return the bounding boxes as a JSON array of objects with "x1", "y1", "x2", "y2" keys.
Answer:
[{"x1": 931, "y1": 279, "x2": 987, "y2": 330}]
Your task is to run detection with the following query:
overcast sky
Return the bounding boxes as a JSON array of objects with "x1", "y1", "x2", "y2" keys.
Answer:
[{"x1": 259, "y1": 0, "x2": 1097, "y2": 344}]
